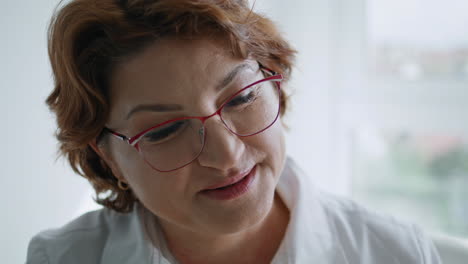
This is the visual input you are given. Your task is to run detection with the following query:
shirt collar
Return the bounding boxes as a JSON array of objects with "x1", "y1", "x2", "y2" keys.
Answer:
[
  {"x1": 273, "y1": 157, "x2": 346, "y2": 263},
  {"x1": 100, "y1": 204, "x2": 155, "y2": 264}
]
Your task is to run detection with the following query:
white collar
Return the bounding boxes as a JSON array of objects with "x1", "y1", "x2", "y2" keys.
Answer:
[
  {"x1": 100, "y1": 204, "x2": 155, "y2": 264},
  {"x1": 273, "y1": 157, "x2": 346, "y2": 263}
]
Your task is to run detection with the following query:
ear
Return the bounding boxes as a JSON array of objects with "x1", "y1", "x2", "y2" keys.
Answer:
[{"x1": 89, "y1": 140, "x2": 128, "y2": 184}]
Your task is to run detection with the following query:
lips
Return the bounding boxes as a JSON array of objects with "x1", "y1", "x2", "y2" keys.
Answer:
[
  {"x1": 204, "y1": 167, "x2": 253, "y2": 190},
  {"x1": 200, "y1": 165, "x2": 257, "y2": 201}
]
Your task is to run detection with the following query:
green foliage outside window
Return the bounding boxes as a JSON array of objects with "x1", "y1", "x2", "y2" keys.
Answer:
[{"x1": 353, "y1": 132, "x2": 468, "y2": 237}]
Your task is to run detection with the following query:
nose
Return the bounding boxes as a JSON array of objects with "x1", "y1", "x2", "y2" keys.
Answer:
[{"x1": 196, "y1": 115, "x2": 245, "y2": 171}]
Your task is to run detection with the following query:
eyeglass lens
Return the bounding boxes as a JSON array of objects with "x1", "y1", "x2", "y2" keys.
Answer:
[{"x1": 137, "y1": 78, "x2": 281, "y2": 171}]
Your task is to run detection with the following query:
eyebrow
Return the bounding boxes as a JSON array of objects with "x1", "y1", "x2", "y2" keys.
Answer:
[
  {"x1": 125, "y1": 103, "x2": 182, "y2": 120},
  {"x1": 215, "y1": 63, "x2": 253, "y2": 91},
  {"x1": 125, "y1": 62, "x2": 253, "y2": 120}
]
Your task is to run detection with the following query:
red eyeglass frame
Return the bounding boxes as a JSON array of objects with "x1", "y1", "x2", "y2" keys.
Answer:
[{"x1": 103, "y1": 66, "x2": 283, "y2": 172}]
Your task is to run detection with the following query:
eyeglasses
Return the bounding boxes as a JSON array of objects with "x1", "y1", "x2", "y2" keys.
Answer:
[{"x1": 104, "y1": 67, "x2": 283, "y2": 172}]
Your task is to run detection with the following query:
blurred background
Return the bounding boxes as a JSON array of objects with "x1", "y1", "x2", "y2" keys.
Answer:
[{"x1": 1, "y1": 0, "x2": 467, "y2": 262}]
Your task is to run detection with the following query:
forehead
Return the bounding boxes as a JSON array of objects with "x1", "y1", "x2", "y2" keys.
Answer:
[
  {"x1": 107, "y1": 37, "x2": 255, "y2": 122},
  {"x1": 115, "y1": 37, "x2": 235, "y2": 81}
]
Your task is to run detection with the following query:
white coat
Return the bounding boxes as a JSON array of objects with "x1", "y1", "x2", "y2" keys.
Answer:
[{"x1": 26, "y1": 158, "x2": 442, "y2": 263}]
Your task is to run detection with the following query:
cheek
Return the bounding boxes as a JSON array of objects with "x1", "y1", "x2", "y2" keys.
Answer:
[
  {"x1": 109, "y1": 143, "x2": 190, "y2": 208},
  {"x1": 244, "y1": 119, "x2": 286, "y2": 175},
  {"x1": 267, "y1": 121, "x2": 286, "y2": 174},
  {"x1": 256, "y1": 119, "x2": 285, "y2": 159},
  {"x1": 110, "y1": 142, "x2": 146, "y2": 180}
]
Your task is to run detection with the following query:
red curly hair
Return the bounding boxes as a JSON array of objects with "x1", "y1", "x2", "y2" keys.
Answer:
[{"x1": 47, "y1": 0, "x2": 296, "y2": 212}]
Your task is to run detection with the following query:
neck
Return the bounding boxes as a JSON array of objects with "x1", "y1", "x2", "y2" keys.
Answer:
[{"x1": 158, "y1": 192, "x2": 289, "y2": 264}]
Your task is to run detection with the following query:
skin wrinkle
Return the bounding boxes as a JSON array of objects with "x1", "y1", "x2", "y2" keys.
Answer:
[{"x1": 102, "y1": 36, "x2": 289, "y2": 263}]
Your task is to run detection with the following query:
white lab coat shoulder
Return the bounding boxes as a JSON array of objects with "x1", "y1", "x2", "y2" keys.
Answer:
[
  {"x1": 26, "y1": 206, "x2": 154, "y2": 264},
  {"x1": 277, "y1": 157, "x2": 442, "y2": 263},
  {"x1": 317, "y1": 191, "x2": 441, "y2": 263}
]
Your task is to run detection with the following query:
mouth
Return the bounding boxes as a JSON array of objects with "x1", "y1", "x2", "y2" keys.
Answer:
[{"x1": 200, "y1": 165, "x2": 257, "y2": 201}]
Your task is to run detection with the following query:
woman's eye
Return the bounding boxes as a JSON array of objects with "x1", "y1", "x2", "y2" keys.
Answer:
[
  {"x1": 143, "y1": 121, "x2": 186, "y2": 143},
  {"x1": 226, "y1": 88, "x2": 258, "y2": 107}
]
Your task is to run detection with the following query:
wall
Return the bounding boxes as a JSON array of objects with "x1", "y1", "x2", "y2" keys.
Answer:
[{"x1": 1, "y1": 1, "x2": 94, "y2": 263}]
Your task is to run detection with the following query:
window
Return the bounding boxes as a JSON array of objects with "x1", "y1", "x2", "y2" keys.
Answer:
[
  {"x1": 340, "y1": 0, "x2": 468, "y2": 238},
  {"x1": 353, "y1": 128, "x2": 468, "y2": 236}
]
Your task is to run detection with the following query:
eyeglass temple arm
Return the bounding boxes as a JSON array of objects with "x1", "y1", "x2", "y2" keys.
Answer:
[{"x1": 102, "y1": 127, "x2": 130, "y2": 143}]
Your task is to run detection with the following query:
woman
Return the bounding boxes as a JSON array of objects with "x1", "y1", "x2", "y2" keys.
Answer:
[{"x1": 27, "y1": 0, "x2": 441, "y2": 263}]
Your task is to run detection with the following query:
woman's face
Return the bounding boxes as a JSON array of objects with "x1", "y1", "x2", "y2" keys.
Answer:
[{"x1": 104, "y1": 37, "x2": 286, "y2": 235}]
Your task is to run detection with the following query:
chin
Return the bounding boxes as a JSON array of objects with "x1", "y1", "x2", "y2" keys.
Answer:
[{"x1": 195, "y1": 171, "x2": 277, "y2": 235}]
